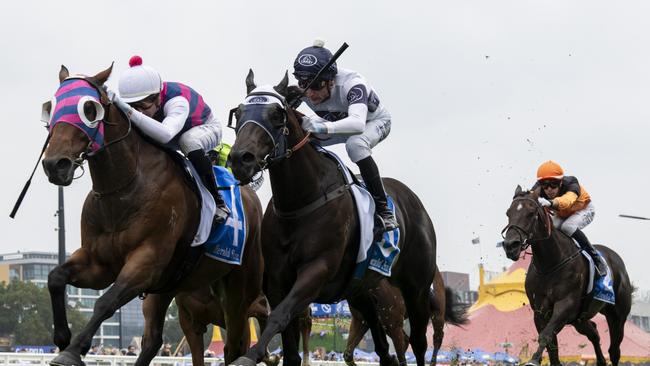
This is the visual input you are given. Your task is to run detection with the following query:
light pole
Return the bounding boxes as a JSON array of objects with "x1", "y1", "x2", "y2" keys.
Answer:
[{"x1": 57, "y1": 187, "x2": 65, "y2": 265}]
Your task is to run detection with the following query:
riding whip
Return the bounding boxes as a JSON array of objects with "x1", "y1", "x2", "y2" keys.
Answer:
[{"x1": 9, "y1": 134, "x2": 50, "y2": 218}]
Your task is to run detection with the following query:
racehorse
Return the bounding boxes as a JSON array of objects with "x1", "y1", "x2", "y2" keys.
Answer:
[
  {"x1": 40, "y1": 65, "x2": 263, "y2": 366},
  {"x1": 228, "y1": 71, "x2": 438, "y2": 366},
  {"x1": 502, "y1": 186, "x2": 632, "y2": 366},
  {"x1": 177, "y1": 288, "x2": 313, "y2": 366},
  {"x1": 343, "y1": 269, "x2": 468, "y2": 366}
]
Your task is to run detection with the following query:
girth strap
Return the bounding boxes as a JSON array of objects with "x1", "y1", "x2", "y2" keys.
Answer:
[{"x1": 273, "y1": 183, "x2": 352, "y2": 219}]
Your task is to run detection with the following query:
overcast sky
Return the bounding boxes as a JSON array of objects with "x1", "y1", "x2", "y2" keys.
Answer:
[{"x1": 1, "y1": 1, "x2": 649, "y2": 292}]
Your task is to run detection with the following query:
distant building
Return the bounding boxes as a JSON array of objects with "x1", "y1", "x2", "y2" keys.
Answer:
[
  {"x1": 440, "y1": 271, "x2": 478, "y2": 305},
  {"x1": 0, "y1": 251, "x2": 143, "y2": 347},
  {"x1": 630, "y1": 298, "x2": 650, "y2": 333}
]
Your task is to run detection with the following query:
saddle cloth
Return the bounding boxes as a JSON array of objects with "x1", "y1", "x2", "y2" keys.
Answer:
[
  {"x1": 315, "y1": 146, "x2": 400, "y2": 276},
  {"x1": 570, "y1": 238, "x2": 615, "y2": 304},
  {"x1": 580, "y1": 250, "x2": 616, "y2": 305},
  {"x1": 202, "y1": 166, "x2": 248, "y2": 265},
  {"x1": 182, "y1": 158, "x2": 247, "y2": 265}
]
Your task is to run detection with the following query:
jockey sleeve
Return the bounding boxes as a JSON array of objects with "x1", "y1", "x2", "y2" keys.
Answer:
[
  {"x1": 553, "y1": 191, "x2": 579, "y2": 211},
  {"x1": 129, "y1": 96, "x2": 189, "y2": 144},
  {"x1": 323, "y1": 103, "x2": 367, "y2": 135}
]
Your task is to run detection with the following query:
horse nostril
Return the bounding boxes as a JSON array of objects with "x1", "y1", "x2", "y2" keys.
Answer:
[
  {"x1": 55, "y1": 158, "x2": 73, "y2": 172},
  {"x1": 241, "y1": 152, "x2": 256, "y2": 165}
]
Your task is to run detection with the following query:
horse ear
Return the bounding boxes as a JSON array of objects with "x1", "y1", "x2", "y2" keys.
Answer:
[
  {"x1": 59, "y1": 65, "x2": 69, "y2": 83},
  {"x1": 273, "y1": 71, "x2": 289, "y2": 97},
  {"x1": 514, "y1": 185, "x2": 522, "y2": 197},
  {"x1": 246, "y1": 69, "x2": 256, "y2": 94},
  {"x1": 532, "y1": 186, "x2": 541, "y2": 198},
  {"x1": 92, "y1": 62, "x2": 114, "y2": 85}
]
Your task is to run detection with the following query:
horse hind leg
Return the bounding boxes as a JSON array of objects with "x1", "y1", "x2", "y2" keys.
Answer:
[
  {"x1": 430, "y1": 275, "x2": 446, "y2": 366},
  {"x1": 546, "y1": 335, "x2": 561, "y2": 366},
  {"x1": 573, "y1": 319, "x2": 607, "y2": 366},
  {"x1": 344, "y1": 311, "x2": 369, "y2": 366},
  {"x1": 373, "y1": 280, "x2": 408, "y2": 366},
  {"x1": 134, "y1": 293, "x2": 175, "y2": 366},
  {"x1": 404, "y1": 289, "x2": 432, "y2": 366},
  {"x1": 603, "y1": 307, "x2": 626, "y2": 366}
]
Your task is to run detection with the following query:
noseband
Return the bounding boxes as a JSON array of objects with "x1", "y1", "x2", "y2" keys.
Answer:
[
  {"x1": 501, "y1": 196, "x2": 552, "y2": 251},
  {"x1": 228, "y1": 91, "x2": 311, "y2": 171}
]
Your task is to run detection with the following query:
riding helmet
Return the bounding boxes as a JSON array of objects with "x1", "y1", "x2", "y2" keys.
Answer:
[
  {"x1": 118, "y1": 55, "x2": 163, "y2": 103},
  {"x1": 293, "y1": 39, "x2": 338, "y2": 83},
  {"x1": 536, "y1": 160, "x2": 564, "y2": 181}
]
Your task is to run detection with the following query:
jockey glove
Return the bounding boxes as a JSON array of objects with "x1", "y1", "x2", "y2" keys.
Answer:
[
  {"x1": 301, "y1": 115, "x2": 328, "y2": 134},
  {"x1": 107, "y1": 90, "x2": 134, "y2": 117},
  {"x1": 538, "y1": 197, "x2": 552, "y2": 207}
]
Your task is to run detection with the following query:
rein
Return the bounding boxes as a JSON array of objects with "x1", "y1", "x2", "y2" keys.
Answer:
[{"x1": 501, "y1": 196, "x2": 552, "y2": 251}]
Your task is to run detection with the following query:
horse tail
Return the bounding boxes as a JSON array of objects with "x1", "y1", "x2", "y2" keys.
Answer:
[{"x1": 442, "y1": 287, "x2": 469, "y2": 326}]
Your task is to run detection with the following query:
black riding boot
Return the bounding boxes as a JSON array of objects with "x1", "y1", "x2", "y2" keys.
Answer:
[
  {"x1": 187, "y1": 150, "x2": 230, "y2": 225},
  {"x1": 572, "y1": 229, "x2": 607, "y2": 275},
  {"x1": 357, "y1": 156, "x2": 399, "y2": 232}
]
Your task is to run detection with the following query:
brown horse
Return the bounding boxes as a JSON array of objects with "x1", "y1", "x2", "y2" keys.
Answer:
[
  {"x1": 41, "y1": 65, "x2": 263, "y2": 366},
  {"x1": 343, "y1": 269, "x2": 468, "y2": 366},
  {"x1": 177, "y1": 287, "x2": 313, "y2": 366},
  {"x1": 502, "y1": 186, "x2": 632, "y2": 366},
  {"x1": 228, "y1": 71, "x2": 438, "y2": 366}
]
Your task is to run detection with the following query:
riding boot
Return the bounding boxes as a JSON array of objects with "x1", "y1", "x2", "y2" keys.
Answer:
[
  {"x1": 357, "y1": 156, "x2": 399, "y2": 232},
  {"x1": 187, "y1": 150, "x2": 230, "y2": 225},
  {"x1": 572, "y1": 229, "x2": 607, "y2": 275}
]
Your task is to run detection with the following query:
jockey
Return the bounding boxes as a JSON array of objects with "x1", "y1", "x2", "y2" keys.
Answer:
[
  {"x1": 111, "y1": 55, "x2": 230, "y2": 225},
  {"x1": 533, "y1": 160, "x2": 606, "y2": 275},
  {"x1": 292, "y1": 40, "x2": 398, "y2": 231}
]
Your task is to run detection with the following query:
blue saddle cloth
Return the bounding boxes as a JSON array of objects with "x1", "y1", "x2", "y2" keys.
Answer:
[
  {"x1": 354, "y1": 197, "x2": 401, "y2": 277},
  {"x1": 592, "y1": 251, "x2": 615, "y2": 304},
  {"x1": 203, "y1": 166, "x2": 247, "y2": 265}
]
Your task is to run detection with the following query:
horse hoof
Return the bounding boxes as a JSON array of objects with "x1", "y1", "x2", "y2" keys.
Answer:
[
  {"x1": 50, "y1": 351, "x2": 85, "y2": 366},
  {"x1": 524, "y1": 362, "x2": 540, "y2": 366},
  {"x1": 229, "y1": 356, "x2": 257, "y2": 366},
  {"x1": 263, "y1": 355, "x2": 280, "y2": 366}
]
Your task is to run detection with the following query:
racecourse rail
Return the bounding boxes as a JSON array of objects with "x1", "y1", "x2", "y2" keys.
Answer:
[{"x1": 0, "y1": 353, "x2": 382, "y2": 366}]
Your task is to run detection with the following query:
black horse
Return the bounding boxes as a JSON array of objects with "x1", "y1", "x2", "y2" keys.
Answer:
[
  {"x1": 502, "y1": 186, "x2": 632, "y2": 366},
  {"x1": 227, "y1": 71, "x2": 440, "y2": 366}
]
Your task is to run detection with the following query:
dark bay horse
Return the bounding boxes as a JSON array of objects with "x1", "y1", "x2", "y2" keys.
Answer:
[
  {"x1": 343, "y1": 269, "x2": 468, "y2": 366},
  {"x1": 41, "y1": 65, "x2": 263, "y2": 366},
  {"x1": 228, "y1": 71, "x2": 438, "y2": 366},
  {"x1": 502, "y1": 186, "x2": 632, "y2": 366},
  {"x1": 177, "y1": 287, "x2": 313, "y2": 366}
]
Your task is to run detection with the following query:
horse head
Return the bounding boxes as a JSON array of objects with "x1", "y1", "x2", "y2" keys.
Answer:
[
  {"x1": 41, "y1": 64, "x2": 123, "y2": 185},
  {"x1": 501, "y1": 185, "x2": 551, "y2": 260},
  {"x1": 228, "y1": 69, "x2": 308, "y2": 183}
]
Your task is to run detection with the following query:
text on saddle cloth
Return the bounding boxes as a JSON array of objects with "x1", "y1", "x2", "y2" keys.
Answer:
[{"x1": 313, "y1": 145, "x2": 400, "y2": 277}]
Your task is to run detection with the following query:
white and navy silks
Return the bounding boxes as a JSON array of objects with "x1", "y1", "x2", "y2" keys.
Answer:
[
  {"x1": 126, "y1": 82, "x2": 222, "y2": 154},
  {"x1": 301, "y1": 68, "x2": 392, "y2": 163}
]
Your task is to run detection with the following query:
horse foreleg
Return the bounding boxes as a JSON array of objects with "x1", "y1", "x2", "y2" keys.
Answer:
[
  {"x1": 48, "y1": 264, "x2": 73, "y2": 351},
  {"x1": 344, "y1": 311, "x2": 368, "y2": 366},
  {"x1": 134, "y1": 293, "x2": 175, "y2": 366},
  {"x1": 546, "y1": 335, "x2": 560, "y2": 366},
  {"x1": 48, "y1": 250, "x2": 111, "y2": 354},
  {"x1": 299, "y1": 309, "x2": 312, "y2": 366},
  {"x1": 574, "y1": 319, "x2": 607, "y2": 366},
  {"x1": 527, "y1": 300, "x2": 577, "y2": 366},
  {"x1": 280, "y1": 318, "x2": 302, "y2": 366},
  {"x1": 231, "y1": 261, "x2": 330, "y2": 366},
  {"x1": 51, "y1": 248, "x2": 158, "y2": 366}
]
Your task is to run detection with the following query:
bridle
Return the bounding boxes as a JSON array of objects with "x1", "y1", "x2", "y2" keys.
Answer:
[
  {"x1": 227, "y1": 90, "x2": 311, "y2": 172},
  {"x1": 501, "y1": 196, "x2": 552, "y2": 252}
]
